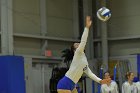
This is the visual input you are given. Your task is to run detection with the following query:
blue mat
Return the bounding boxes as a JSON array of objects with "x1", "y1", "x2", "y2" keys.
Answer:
[{"x1": 0, "y1": 56, "x2": 25, "y2": 93}]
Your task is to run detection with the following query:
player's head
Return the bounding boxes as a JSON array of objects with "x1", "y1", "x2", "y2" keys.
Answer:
[
  {"x1": 104, "y1": 72, "x2": 110, "y2": 79},
  {"x1": 71, "y1": 42, "x2": 80, "y2": 52},
  {"x1": 73, "y1": 43, "x2": 80, "y2": 50},
  {"x1": 125, "y1": 71, "x2": 134, "y2": 81}
]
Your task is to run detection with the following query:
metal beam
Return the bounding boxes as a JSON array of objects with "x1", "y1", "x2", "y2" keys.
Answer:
[
  {"x1": 1, "y1": 0, "x2": 14, "y2": 55},
  {"x1": 14, "y1": 33, "x2": 80, "y2": 42},
  {"x1": 40, "y1": 0, "x2": 48, "y2": 56},
  {"x1": 24, "y1": 57, "x2": 33, "y2": 93},
  {"x1": 73, "y1": 0, "x2": 79, "y2": 39},
  {"x1": 100, "y1": 2, "x2": 109, "y2": 71},
  {"x1": 93, "y1": 35, "x2": 140, "y2": 42}
]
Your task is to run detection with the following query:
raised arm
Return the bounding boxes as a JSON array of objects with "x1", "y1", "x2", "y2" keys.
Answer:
[
  {"x1": 84, "y1": 66, "x2": 102, "y2": 83},
  {"x1": 84, "y1": 66, "x2": 111, "y2": 84},
  {"x1": 76, "y1": 16, "x2": 92, "y2": 52}
]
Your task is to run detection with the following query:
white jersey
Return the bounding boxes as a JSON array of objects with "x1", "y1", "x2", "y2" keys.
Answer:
[
  {"x1": 65, "y1": 27, "x2": 101, "y2": 84},
  {"x1": 101, "y1": 80, "x2": 119, "y2": 93},
  {"x1": 122, "y1": 81, "x2": 137, "y2": 93},
  {"x1": 135, "y1": 81, "x2": 140, "y2": 93}
]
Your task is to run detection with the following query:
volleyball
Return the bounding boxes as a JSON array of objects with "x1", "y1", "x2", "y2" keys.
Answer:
[{"x1": 97, "y1": 7, "x2": 111, "y2": 22}]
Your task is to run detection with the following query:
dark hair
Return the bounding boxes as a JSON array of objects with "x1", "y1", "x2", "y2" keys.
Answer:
[
  {"x1": 62, "y1": 49, "x2": 73, "y2": 62},
  {"x1": 104, "y1": 71, "x2": 110, "y2": 76},
  {"x1": 61, "y1": 43, "x2": 77, "y2": 68},
  {"x1": 125, "y1": 71, "x2": 133, "y2": 80},
  {"x1": 71, "y1": 42, "x2": 80, "y2": 50},
  {"x1": 62, "y1": 42, "x2": 81, "y2": 66},
  {"x1": 103, "y1": 71, "x2": 110, "y2": 79},
  {"x1": 70, "y1": 44, "x2": 75, "y2": 57},
  {"x1": 70, "y1": 42, "x2": 80, "y2": 57}
]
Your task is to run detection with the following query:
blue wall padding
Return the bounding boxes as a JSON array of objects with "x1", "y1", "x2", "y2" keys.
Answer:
[
  {"x1": 113, "y1": 65, "x2": 117, "y2": 81},
  {"x1": 0, "y1": 56, "x2": 25, "y2": 93},
  {"x1": 137, "y1": 54, "x2": 140, "y2": 80}
]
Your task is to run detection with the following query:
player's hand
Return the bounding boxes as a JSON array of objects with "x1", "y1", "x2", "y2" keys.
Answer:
[
  {"x1": 100, "y1": 78, "x2": 111, "y2": 84},
  {"x1": 86, "y1": 16, "x2": 92, "y2": 29}
]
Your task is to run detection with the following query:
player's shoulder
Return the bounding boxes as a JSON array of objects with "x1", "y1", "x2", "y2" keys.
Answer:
[
  {"x1": 111, "y1": 80, "x2": 117, "y2": 84},
  {"x1": 101, "y1": 84, "x2": 107, "y2": 87},
  {"x1": 122, "y1": 81, "x2": 129, "y2": 86},
  {"x1": 136, "y1": 81, "x2": 140, "y2": 85}
]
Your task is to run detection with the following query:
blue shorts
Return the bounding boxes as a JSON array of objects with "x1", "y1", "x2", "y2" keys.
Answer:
[{"x1": 57, "y1": 76, "x2": 75, "y2": 91}]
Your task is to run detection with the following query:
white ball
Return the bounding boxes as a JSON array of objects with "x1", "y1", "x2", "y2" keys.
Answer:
[{"x1": 97, "y1": 7, "x2": 111, "y2": 22}]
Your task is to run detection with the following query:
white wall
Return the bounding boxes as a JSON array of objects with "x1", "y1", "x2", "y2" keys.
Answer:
[
  {"x1": 32, "y1": 64, "x2": 53, "y2": 93},
  {"x1": 14, "y1": 37, "x2": 41, "y2": 55},
  {"x1": 108, "y1": 0, "x2": 140, "y2": 37},
  {"x1": 12, "y1": 0, "x2": 79, "y2": 93},
  {"x1": 109, "y1": 40, "x2": 140, "y2": 56},
  {"x1": 45, "y1": 0, "x2": 76, "y2": 57},
  {"x1": 13, "y1": 0, "x2": 40, "y2": 35},
  {"x1": 12, "y1": 0, "x2": 77, "y2": 56},
  {"x1": 107, "y1": 0, "x2": 140, "y2": 56},
  {"x1": 46, "y1": 0, "x2": 74, "y2": 38}
]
